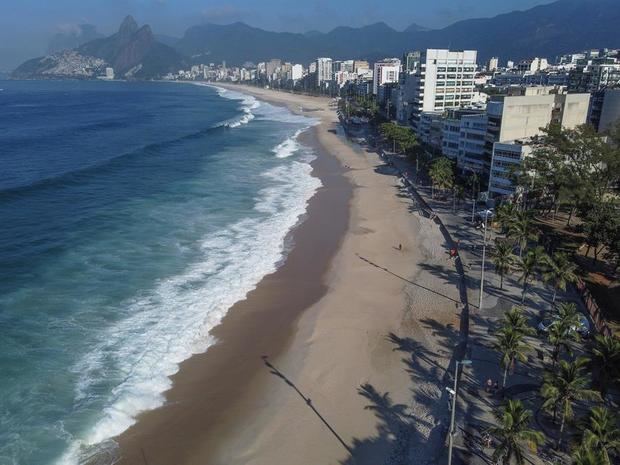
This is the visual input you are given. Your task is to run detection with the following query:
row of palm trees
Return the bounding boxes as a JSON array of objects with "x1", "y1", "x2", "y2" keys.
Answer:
[
  {"x1": 492, "y1": 207, "x2": 579, "y2": 304},
  {"x1": 490, "y1": 305, "x2": 620, "y2": 464}
]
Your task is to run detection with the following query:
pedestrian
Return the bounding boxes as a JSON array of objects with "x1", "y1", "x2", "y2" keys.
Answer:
[
  {"x1": 493, "y1": 381, "x2": 499, "y2": 395},
  {"x1": 398, "y1": 243, "x2": 402, "y2": 251},
  {"x1": 485, "y1": 378, "x2": 492, "y2": 393}
]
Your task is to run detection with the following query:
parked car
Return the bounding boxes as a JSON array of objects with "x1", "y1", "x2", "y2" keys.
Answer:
[
  {"x1": 537, "y1": 312, "x2": 591, "y2": 338},
  {"x1": 476, "y1": 209, "x2": 495, "y2": 221}
]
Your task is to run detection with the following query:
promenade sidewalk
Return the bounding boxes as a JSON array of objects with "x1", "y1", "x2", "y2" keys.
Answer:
[{"x1": 384, "y1": 152, "x2": 587, "y2": 465}]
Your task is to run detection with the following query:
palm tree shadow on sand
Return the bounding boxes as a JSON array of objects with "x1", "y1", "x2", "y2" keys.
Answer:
[{"x1": 262, "y1": 344, "x2": 436, "y2": 465}]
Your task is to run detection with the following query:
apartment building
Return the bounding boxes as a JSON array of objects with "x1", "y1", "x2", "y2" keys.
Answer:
[
  {"x1": 373, "y1": 58, "x2": 401, "y2": 95},
  {"x1": 488, "y1": 141, "x2": 534, "y2": 196},
  {"x1": 316, "y1": 57, "x2": 333, "y2": 85},
  {"x1": 487, "y1": 91, "x2": 590, "y2": 196},
  {"x1": 406, "y1": 49, "x2": 478, "y2": 131}
]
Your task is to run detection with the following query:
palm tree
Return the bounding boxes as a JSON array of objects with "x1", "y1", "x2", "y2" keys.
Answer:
[
  {"x1": 429, "y1": 157, "x2": 454, "y2": 198},
  {"x1": 590, "y1": 335, "x2": 620, "y2": 399},
  {"x1": 493, "y1": 239, "x2": 515, "y2": 290},
  {"x1": 573, "y1": 446, "x2": 608, "y2": 465},
  {"x1": 490, "y1": 399, "x2": 544, "y2": 465},
  {"x1": 514, "y1": 246, "x2": 547, "y2": 303},
  {"x1": 500, "y1": 306, "x2": 535, "y2": 338},
  {"x1": 496, "y1": 202, "x2": 519, "y2": 234},
  {"x1": 578, "y1": 406, "x2": 620, "y2": 464},
  {"x1": 543, "y1": 252, "x2": 579, "y2": 303},
  {"x1": 540, "y1": 357, "x2": 601, "y2": 448},
  {"x1": 507, "y1": 211, "x2": 538, "y2": 258},
  {"x1": 494, "y1": 326, "x2": 530, "y2": 387},
  {"x1": 547, "y1": 302, "x2": 582, "y2": 367}
]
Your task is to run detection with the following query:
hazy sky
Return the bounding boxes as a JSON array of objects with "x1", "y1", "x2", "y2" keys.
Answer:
[{"x1": 0, "y1": 0, "x2": 558, "y2": 70}]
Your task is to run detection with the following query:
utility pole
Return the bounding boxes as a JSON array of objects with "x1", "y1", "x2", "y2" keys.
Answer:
[
  {"x1": 447, "y1": 359, "x2": 472, "y2": 465},
  {"x1": 478, "y1": 210, "x2": 490, "y2": 312}
]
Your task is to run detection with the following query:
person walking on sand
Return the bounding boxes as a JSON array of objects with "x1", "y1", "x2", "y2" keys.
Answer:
[{"x1": 398, "y1": 243, "x2": 402, "y2": 251}]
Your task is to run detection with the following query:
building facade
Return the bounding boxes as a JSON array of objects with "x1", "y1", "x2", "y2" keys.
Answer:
[{"x1": 373, "y1": 58, "x2": 401, "y2": 95}]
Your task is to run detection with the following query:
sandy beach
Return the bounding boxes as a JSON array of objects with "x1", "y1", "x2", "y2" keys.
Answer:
[{"x1": 115, "y1": 85, "x2": 465, "y2": 465}]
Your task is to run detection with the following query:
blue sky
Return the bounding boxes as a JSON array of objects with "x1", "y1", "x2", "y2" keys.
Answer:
[{"x1": 0, "y1": 0, "x2": 557, "y2": 70}]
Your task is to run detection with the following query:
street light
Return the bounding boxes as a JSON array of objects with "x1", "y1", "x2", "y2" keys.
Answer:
[
  {"x1": 478, "y1": 210, "x2": 491, "y2": 313},
  {"x1": 448, "y1": 359, "x2": 472, "y2": 465}
]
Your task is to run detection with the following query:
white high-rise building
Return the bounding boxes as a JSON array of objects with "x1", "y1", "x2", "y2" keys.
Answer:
[
  {"x1": 289, "y1": 64, "x2": 304, "y2": 81},
  {"x1": 488, "y1": 57, "x2": 499, "y2": 72},
  {"x1": 373, "y1": 58, "x2": 401, "y2": 95},
  {"x1": 407, "y1": 49, "x2": 478, "y2": 131},
  {"x1": 316, "y1": 58, "x2": 333, "y2": 86}
]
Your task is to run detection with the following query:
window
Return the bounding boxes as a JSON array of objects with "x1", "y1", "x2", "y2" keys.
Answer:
[
  {"x1": 437, "y1": 74, "x2": 446, "y2": 79},
  {"x1": 437, "y1": 67, "x2": 446, "y2": 72},
  {"x1": 448, "y1": 67, "x2": 457, "y2": 72},
  {"x1": 448, "y1": 74, "x2": 457, "y2": 79}
]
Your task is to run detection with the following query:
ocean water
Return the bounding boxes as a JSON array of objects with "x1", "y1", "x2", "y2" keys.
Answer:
[{"x1": 0, "y1": 80, "x2": 320, "y2": 465}]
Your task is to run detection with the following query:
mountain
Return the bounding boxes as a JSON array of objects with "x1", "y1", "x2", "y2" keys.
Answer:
[
  {"x1": 174, "y1": 0, "x2": 620, "y2": 65},
  {"x1": 403, "y1": 23, "x2": 429, "y2": 33},
  {"x1": 47, "y1": 24, "x2": 104, "y2": 54},
  {"x1": 12, "y1": 16, "x2": 185, "y2": 79}
]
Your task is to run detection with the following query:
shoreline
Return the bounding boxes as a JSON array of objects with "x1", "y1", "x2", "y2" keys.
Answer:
[
  {"x1": 114, "y1": 87, "x2": 352, "y2": 464},
  {"x1": 116, "y1": 84, "x2": 464, "y2": 465}
]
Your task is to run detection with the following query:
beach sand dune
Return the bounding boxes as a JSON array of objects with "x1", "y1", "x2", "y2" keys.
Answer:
[{"x1": 116, "y1": 86, "x2": 465, "y2": 465}]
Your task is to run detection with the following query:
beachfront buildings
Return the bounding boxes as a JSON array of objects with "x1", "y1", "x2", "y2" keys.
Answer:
[
  {"x1": 404, "y1": 49, "x2": 478, "y2": 132},
  {"x1": 373, "y1": 58, "x2": 401, "y2": 95},
  {"x1": 487, "y1": 90, "x2": 591, "y2": 196},
  {"x1": 316, "y1": 58, "x2": 333, "y2": 86},
  {"x1": 590, "y1": 88, "x2": 620, "y2": 132}
]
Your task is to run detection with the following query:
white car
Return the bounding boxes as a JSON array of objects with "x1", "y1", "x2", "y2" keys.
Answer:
[{"x1": 537, "y1": 313, "x2": 591, "y2": 338}]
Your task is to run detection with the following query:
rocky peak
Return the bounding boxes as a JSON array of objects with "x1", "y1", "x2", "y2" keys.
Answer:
[{"x1": 118, "y1": 15, "x2": 139, "y2": 37}]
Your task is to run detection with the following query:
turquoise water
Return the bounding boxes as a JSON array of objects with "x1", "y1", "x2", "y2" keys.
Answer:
[{"x1": 0, "y1": 80, "x2": 319, "y2": 464}]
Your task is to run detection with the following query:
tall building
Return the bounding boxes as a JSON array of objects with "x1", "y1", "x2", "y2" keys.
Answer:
[
  {"x1": 353, "y1": 60, "x2": 370, "y2": 74},
  {"x1": 266, "y1": 59, "x2": 281, "y2": 79},
  {"x1": 487, "y1": 57, "x2": 499, "y2": 72},
  {"x1": 289, "y1": 64, "x2": 304, "y2": 81},
  {"x1": 404, "y1": 51, "x2": 421, "y2": 72},
  {"x1": 487, "y1": 91, "x2": 591, "y2": 195},
  {"x1": 373, "y1": 58, "x2": 401, "y2": 95},
  {"x1": 590, "y1": 88, "x2": 620, "y2": 132},
  {"x1": 407, "y1": 49, "x2": 478, "y2": 130},
  {"x1": 316, "y1": 57, "x2": 333, "y2": 86}
]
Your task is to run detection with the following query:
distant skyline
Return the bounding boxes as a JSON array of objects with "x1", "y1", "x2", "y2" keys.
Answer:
[{"x1": 0, "y1": 0, "x2": 564, "y2": 70}]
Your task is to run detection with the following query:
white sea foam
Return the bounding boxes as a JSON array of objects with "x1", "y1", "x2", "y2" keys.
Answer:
[
  {"x1": 55, "y1": 110, "x2": 321, "y2": 465},
  {"x1": 208, "y1": 85, "x2": 260, "y2": 128},
  {"x1": 272, "y1": 129, "x2": 304, "y2": 158}
]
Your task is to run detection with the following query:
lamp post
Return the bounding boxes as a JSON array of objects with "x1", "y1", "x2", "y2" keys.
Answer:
[
  {"x1": 447, "y1": 359, "x2": 472, "y2": 465},
  {"x1": 478, "y1": 210, "x2": 490, "y2": 313}
]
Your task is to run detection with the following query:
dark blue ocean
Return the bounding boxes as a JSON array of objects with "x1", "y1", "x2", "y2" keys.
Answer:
[{"x1": 0, "y1": 80, "x2": 319, "y2": 465}]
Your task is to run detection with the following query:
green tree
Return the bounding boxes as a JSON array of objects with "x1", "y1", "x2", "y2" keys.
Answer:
[
  {"x1": 541, "y1": 357, "x2": 601, "y2": 448},
  {"x1": 494, "y1": 326, "x2": 530, "y2": 387},
  {"x1": 507, "y1": 211, "x2": 538, "y2": 258},
  {"x1": 500, "y1": 306, "x2": 535, "y2": 338},
  {"x1": 590, "y1": 335, "x2": 620, "y2": 399},
  {"x1": 582, "y1": 202, "x2": 620, "y2": 263},
  {"x1": 428, "y1": 157, "x2": 454, "y2": 198},
  {"x1": 547, "y1": 302, "x2": 581, "y2": 368},
  {"x1": 493, "y1": 239, "x2": 515, "y2": 290},
  {"x1": 543, "y1": 252, "x2": 579, "y2": 303},
  {"x1": 496, "y1": 202, "x2": 520, "y2": 234},
  {"x1": 513, "y1": 246, "x2": 547, "y2": 303},
  {"x1": 573, "y1": 446, "x2": 608, "y2": 465},
  {"x1": 578, "y1": 406, "x2": 620, "y2": 465},
  {"x1": 490, "y1": 399, "x2": 544, "y2": 465}
]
